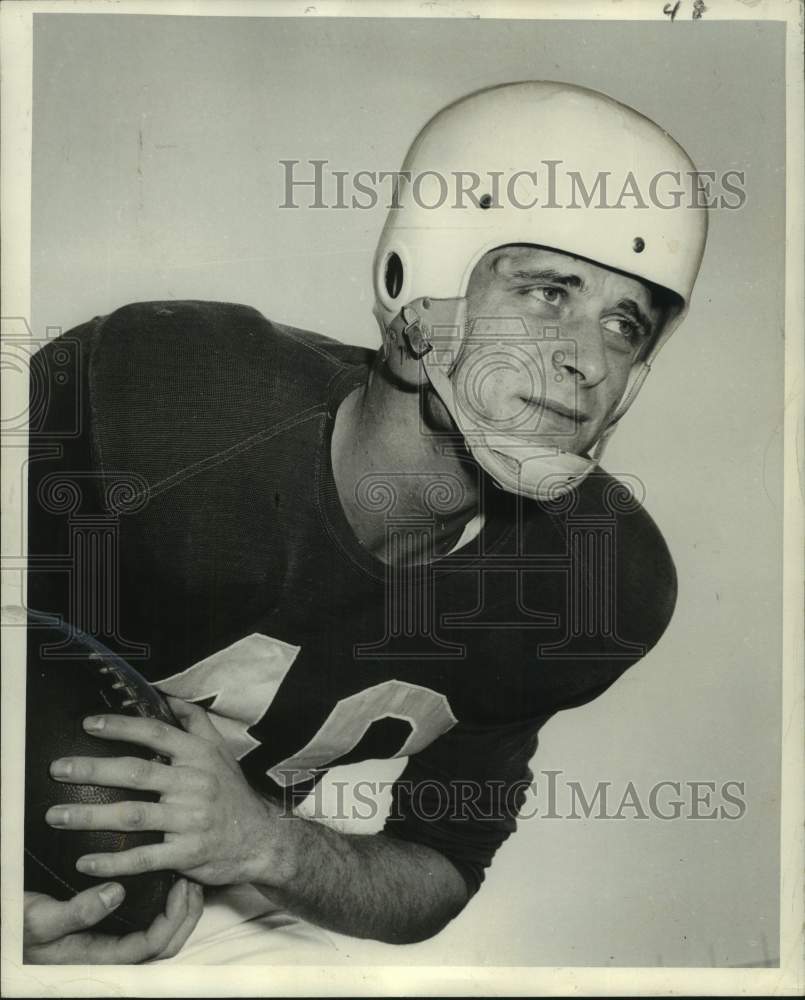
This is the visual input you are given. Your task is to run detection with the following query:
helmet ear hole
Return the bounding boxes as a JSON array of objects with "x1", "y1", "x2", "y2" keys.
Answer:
[{"x1": 384, "y1": 252, "x2": 404, "y2": 299}]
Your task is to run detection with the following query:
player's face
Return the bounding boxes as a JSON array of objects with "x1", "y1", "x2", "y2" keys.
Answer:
[{"x1": 449, "y1": 245, "x2": 665, "y2": 456}]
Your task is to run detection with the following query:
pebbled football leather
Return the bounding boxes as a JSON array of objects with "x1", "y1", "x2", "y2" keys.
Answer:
[{"x1": 25, "y1": 612, "x2": 179, "y2": 935}]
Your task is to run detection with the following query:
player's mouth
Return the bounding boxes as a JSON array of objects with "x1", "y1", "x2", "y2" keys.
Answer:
[{"x1": 521, "y1": 396, "x2": 590, "y2": 428}]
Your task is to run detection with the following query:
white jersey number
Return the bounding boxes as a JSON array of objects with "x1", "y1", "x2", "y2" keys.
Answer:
[{"x1": 155, "y1": 633, "x2": 457, "y2": 787}]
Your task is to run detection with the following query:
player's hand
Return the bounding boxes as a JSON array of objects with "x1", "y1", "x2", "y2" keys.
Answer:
[
  {"x1": 23, "y1": 878, "x2": 203, "y2": 964},
  {"x1": 44, "y1": 699, "x2": 280, "y2": 886}
]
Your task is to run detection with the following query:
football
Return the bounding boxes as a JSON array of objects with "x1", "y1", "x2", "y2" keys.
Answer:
[{"x1": 25, "y1": 611, "x2": 179, "y2": 935}]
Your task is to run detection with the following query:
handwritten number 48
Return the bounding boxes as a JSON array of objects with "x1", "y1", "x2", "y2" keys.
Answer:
[{"x1": 663, "y1": 1, "x2": 707, "y2": 19}]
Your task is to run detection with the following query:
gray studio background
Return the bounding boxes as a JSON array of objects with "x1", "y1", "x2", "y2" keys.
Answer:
[{"x1": 31, "y1": 14, "x2": 784, "y2": 968}]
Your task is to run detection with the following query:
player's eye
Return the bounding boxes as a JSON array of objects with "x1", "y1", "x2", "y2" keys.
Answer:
[
  {"x1": 520, "y1": 285, "x2": 566, "y2": 306},
  {"x1": 601, "y1": 315, "x2": 648, "y2": 349}
]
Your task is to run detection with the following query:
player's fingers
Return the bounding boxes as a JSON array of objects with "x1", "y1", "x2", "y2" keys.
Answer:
[
  {"x1": 49, "y1": 754, "x2": 174, "y2": 793},
  {"x1": 23, "y1": 884, "x2": 125, "y2": 946},
  {"x1": 81, "y1": 878, "x2": 193, "y2": 965},
  {"x1": 136, "y1": 877, "x2": 196, "y2": 960},
  {"x1": 151, "y1": 881, "x2": 204, "y2": 960},
  {"x1": 74, "y1": 841, "x2": 178, "y2": 878},
  {"x1": 165, "y1": 697, "x2": 223, "y2": 743},
  {"x1": 45, "y1": 800, "x2": 191, "y2": 835},
  {"x1": 81, "y1": 714, "x2": 188, "y2": 758}
]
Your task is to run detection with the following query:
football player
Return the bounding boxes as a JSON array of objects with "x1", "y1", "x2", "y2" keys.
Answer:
[{"x1": 23, "y1": 81, "x2": 707, "y2": 963}]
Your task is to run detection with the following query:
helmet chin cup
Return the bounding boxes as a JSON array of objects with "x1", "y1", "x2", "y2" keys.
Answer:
[{"x1": 471, "y1": 441, "x2": 597, "y2": 501}]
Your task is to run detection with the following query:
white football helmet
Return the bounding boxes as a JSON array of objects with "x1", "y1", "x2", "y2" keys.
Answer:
[{"x1": 373, "y1": 81, "x2": 708, "y2": 499}]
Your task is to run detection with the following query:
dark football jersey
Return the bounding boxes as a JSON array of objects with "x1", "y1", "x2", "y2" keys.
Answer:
[{"x1": 27, "y1": 300, "x2": 677, "y2": 894}]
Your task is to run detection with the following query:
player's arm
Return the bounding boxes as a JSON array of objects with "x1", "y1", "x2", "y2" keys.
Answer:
[
  {"x1": 253, "y1": 816, "x2": 470, "y2": 944},
  {"x1": 44, "y1": 699, "x2": 476, "y2": 944}
]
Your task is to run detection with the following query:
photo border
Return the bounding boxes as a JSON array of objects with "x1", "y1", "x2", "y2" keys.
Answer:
[{"x1": 2, "y1": 1, "x2": 802, "y2": 995}]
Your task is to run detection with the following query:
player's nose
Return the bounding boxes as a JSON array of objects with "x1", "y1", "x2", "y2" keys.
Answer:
[{"x1": 552, "y1": 314, "x2": 609, "y2": 389}]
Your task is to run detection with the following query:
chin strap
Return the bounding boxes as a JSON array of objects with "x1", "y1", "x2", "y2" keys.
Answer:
[
  {"x1": 384, "y1": 302, "x2": 438, "y2": 361},
  {"x1": 383, "y1": 297, "x2": 650, "y2": 501}
]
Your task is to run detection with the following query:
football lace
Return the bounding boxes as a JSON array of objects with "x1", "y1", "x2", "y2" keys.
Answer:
[{"x1": 89, "y1": 653, "x2": 157, "y2": 716}]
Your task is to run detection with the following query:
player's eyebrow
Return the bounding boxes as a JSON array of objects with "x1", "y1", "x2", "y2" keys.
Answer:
[
  {"x1": 506, "y1": 267, "x2": 586, "y2": 290},
  {"x1": 614, "y1": 297, "x2": 653, "y2": 335}
]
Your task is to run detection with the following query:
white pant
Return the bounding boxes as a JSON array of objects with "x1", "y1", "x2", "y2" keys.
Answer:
[{"x1": 156, "y1": 884, "x2": 342, "y2": 966}]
